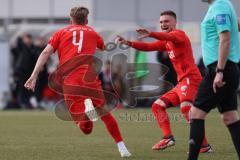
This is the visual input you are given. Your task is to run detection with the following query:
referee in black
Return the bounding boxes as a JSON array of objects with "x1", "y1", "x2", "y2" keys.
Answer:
[{"x1": 188, "y1": 0, "x2": 240, "y2": 159}]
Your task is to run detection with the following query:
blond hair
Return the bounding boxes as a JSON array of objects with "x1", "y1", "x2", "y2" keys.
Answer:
[{"x1": 70, "y1": 6, "x2": 89, "y2": 25}]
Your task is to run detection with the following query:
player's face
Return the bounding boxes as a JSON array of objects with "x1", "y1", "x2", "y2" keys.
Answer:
[{"x1": 159, "y1": 15, "x2": 176, "y2": 33}]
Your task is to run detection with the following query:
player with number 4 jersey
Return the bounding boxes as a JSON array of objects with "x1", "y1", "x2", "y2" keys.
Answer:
[
  {"x1": 49, "y1": 24, "x2": 105, "y2": 65},
  {"x1": 24, "y1": 6, "x2": 131, "y2": 158}
]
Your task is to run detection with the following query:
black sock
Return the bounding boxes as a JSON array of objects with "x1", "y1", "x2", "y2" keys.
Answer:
[
  {"x1": 227, "y1": 120, "x2": 240, "y2": 159},
  {"x1": 188, "y1": 119, "x2": 205, "y2": 160}
]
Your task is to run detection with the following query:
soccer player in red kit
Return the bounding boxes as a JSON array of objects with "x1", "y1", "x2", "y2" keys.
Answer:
[
  {"x1": 24, "y1": 6, "x2": 131, "y2": 157},
  {"x1": 118, "y1": 10, "x2": 212, "y2": 153}
]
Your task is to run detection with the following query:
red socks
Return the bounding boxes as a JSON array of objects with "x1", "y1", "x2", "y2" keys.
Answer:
[
  {"x1": 101, "y1": 113, "x2": 123, "y2": 143},
  {"x1": 152, "y1": 102, "x2": 209, "y2": 146},
  {"x1": 152, "y1": 103, "x2": 172, "y2": 137}
]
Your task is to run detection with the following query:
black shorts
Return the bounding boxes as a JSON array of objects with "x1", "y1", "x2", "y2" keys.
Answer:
[{"x1": 194, "y1": 60, "x2": 239, "y2": 113}]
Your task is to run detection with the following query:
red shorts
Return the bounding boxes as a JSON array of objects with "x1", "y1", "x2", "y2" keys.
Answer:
[
  {"x1": 160, "y1": 77, "x2": 202, "y2": 107},
  {"x1": 62, "y1": 71, "x2": 106, "y2": 121}
]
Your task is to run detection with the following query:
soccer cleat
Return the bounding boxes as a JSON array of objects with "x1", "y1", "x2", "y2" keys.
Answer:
[
  {"x1": 84, "y1": 98, "x2": 98, "y2": 121},
  {"x1": 187, "y1": 144, "x2": 213, "y2": 155},
  {"x1": 119, "y1": 148, "x2": 131, "y2": 158},
  {"x1": 200, "y1": 144, "x2": 213, "y2": 153},
  {"x1": 152, "y1": 136, "x2": 175, "y2": 150}
]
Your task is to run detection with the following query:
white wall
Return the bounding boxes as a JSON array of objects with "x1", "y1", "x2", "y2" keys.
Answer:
[
  {"x1": 1, "y1": 0, "x2": 239, "y2": 23},
  {"x1": 0, "y1": 42, "x2": 9, "y2": 92},
  {"x1": 94, "y1": 0, "x2": 240, "y2": 26},
  {"x1": 0, "y1": 0, "x2": 93, "y2": 19}
]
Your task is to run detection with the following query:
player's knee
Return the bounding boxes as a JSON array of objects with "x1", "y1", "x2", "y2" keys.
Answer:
[
  {"x1": 180, "y1": 102, "x2": 192, "y2": 114},
  {"x1": 152, "y1": 99, "x2": 166, "y2": 113},
  {"x1": 221, "y1": 115, "x2": 234, "y2": 126},
  {"x1": 221, "y1": 111, "x2": 240, "y2": 125},
  {"x1": 79, "y1": 121, "x2": 93, "y2": 135},
  {"x1": 190, "y1": 106, "x2": 207, "y2": 119}
]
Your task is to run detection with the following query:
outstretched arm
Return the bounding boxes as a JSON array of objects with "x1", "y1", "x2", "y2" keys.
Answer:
[
  {"x1": 130, "y1": 41, "x2": 163, "y2": 51},
  {"x1": 117, "y1": 36, "x2": 165, "y2": 52},
  {"x1": 24, "y1": 44, "x2": 54, "y2": 92},
  {"x1": 149, "y1": 31, "x2": 181, "y2": 43},
  {"x1": 136, "y1": 28, "x2": 182, "y2": 43}
]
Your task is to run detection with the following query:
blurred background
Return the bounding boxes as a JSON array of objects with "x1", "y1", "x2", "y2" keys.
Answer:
[{"x1": 0, "y1": 0, "x2": 240, "y2": 110}]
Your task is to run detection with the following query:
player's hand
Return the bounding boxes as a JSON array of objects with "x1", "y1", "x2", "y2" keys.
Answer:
[
  {"x1": 136, "y1": 28, "x2": 151, "y2": 40},
  {"x1": 213, "y1": 72, "x2": 226, "y2": 93},
  {"x1": 116, "y1": 35, "x2": 131, "y2": 46},
  {"x1": 24, "y1": 76, "x2": 37, "y2": 92}
]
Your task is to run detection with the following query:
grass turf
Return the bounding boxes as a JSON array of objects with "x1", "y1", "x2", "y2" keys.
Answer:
[{"x1": 0, "y1": 108, "x2": 238, "y2": 160}]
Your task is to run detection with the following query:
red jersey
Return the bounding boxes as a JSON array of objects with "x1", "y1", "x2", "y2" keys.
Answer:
[
  {"x1": 48, "y1": 24, "x2": 104, "y2": 66},
  {"x1": 48, "y1": 24, "x2": 104, "y2": 87},
  {"x1": 131, "y1": 29, "x2": 202, "y2": 82},
  {"x1": 48, "y1": 25, "x2": 107, "y2": 118}
]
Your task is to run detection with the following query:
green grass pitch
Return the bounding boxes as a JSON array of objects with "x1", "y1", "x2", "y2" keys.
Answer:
[{"x1": 0, "y1": 108, "x2": 238, "y2": 160}]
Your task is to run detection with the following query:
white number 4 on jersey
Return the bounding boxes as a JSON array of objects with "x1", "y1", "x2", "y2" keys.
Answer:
[{"x1": 72, "y1": 31, "x2": 84, "y2": 53}]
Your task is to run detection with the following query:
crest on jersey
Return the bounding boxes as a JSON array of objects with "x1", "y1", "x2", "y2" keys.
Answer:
[{"x1": 181, "y1": 85, "x2": 187, "y2": 92}]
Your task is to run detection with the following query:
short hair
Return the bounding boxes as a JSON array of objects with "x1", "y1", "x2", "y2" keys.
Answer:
[
  {"x1": 160, "y1": 10, "x2": 177, "y2": 20},
  {"x1": 70, "y1": 6, "x2": 89, "y2": 25}
]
